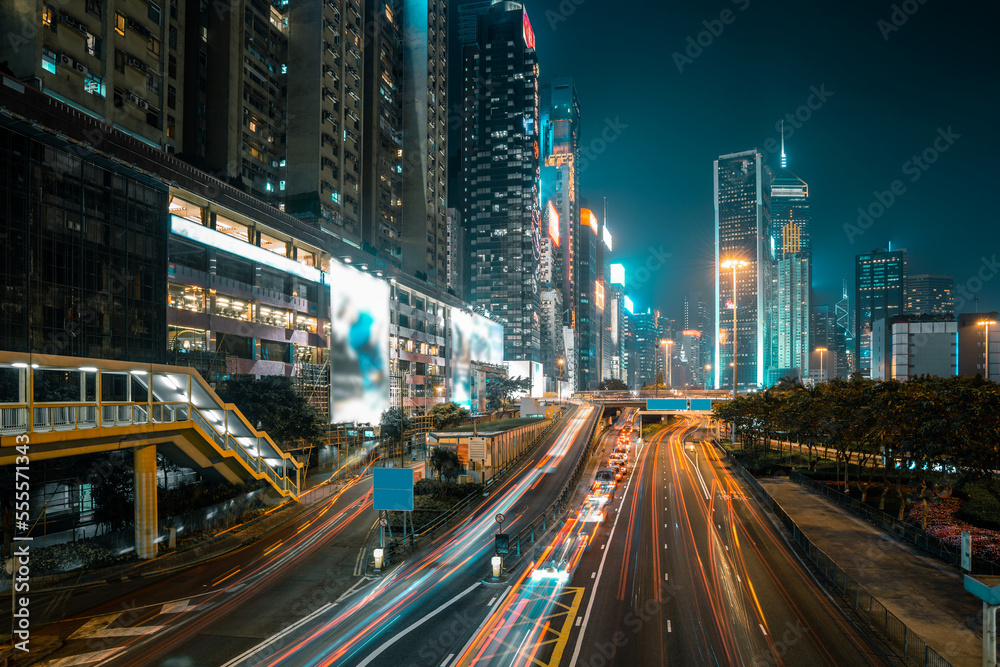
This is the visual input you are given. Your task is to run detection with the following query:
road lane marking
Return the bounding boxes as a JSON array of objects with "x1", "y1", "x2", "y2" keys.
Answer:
[
  {"x1": 667, "y1": 620, "x2": 672, "y2": 633},
  {"x1": 591, "y1": 572, "x2": 596, "y2": 578},
  {"x1": 220, "y1": 602, "x2": 335, "y2": 667},
  {"x1": 67, "y1": 613, "x2": 163, "y2": 639},
  {"x1": 441, "y1": 653, "x2": 454, "y2": 667},
  {"x1": 487, "y1": 596, "x2": 497, "y2": 606},
  {"x1": 760, "y1": 623, "x2": 767, "y2": 635},
  {"x1": 38, "y1": 648, "x2": 126, "y2": 666},
  {"x1": 665, "y1": 573, "x2": 669, "y2": 580},
  {"x1": 575, "y1": 616, "x2": 582, "y2": 627},
  {"x1": 355, "y1": 582, "x2": 482, "y2": 667},
  {"x1": 335, "y1": 577, "x2": 368, "y2": 603}
]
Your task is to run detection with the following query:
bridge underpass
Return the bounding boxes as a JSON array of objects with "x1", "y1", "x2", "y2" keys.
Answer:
[{"x1": 0, "y1": 352, "x2": 303, "y2": 558}]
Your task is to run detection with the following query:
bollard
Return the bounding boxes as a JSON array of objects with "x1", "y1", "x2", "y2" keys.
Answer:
[
  {"x1": 530, "y1": 526, "x2": 535, "y2": 542},
  {"x1": 516, "y1": 537, "x2": 521, "y2": 556}
]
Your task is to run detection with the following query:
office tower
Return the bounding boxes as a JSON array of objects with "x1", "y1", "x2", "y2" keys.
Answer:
[
  {"x1": 598, "y1": 217, "x2": 613, "y2": 383},
  {"x1": 609, "y1": 264, "x2": 627, "y2": 383},
  {"x1": 697, "y1": 295, "x2": 714, "y2": 387},
  {"x1": 810, "y1": 305, "x2": 838, "y2": 383},
  {"x1": 575, "y1": 208, "x2": 601, "y2": 388},
  {"x1": 622, "y1": 298, "x2": 636, "y2": 388},
  {"x1": 906, "y1": 274, "x2": 955, "y2": 316},
  {"x1": 461, "y1": 1, "x2": 541, "y2": 362},
  {"x1": 540, "y1": 78, "x2": 582, "y2": 329},
  {"x1": 677, "y1": 330, "x2": 704, "y2": 389},
  {"x1": 714, "y1": 149, "x2": 774, "y2": 391},
  {"x1": 399, "y1": 0, "x2": 449, "y2": 286},
  {"x1": 632, "y1": 309, "x2": 661, "y2": 388},
  {"x1": 0, "y1": 0, "x2": 187, "y2": 154},
  {"x1": 835, "y1": 279, "x2": 853, "y2": 379},
  {"x1": 538, "y1": 214, "x2": 564, "y2": 388},
  {"x1": 770, "y1": 139, "x2": 811, "y2": 383},
  {"x1": 855, "y1": 247, "x2": 907, "y2": 378},
  {"x1": 456, "y1": 0, "x2": 494, "y2": 45}
]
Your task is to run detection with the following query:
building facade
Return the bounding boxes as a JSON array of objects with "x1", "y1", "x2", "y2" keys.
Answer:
[
  {"x1": 855, "y1": 247, "x2": 907, "y2": 378},
  {"x1": 871, "y1": 316, "x2": 957, "y2": 382},
  {"x1": 906, "y1": 274, "x2": 954, "y2": 316},
  {"x1": 714, "y1": 149, "x2": 774, "y2": 391},
  {"x1": 957, "y1": 312, "x2": 1000, "y2": 381},
  {"x1": 461, "y1": 1, "x2": 541, "y2": 362}
]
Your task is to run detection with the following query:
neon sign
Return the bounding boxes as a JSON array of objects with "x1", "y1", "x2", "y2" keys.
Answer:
[
  {"x1": 547, "y1": 200, "x2": 560, "y2": 247},
  {"x1": 522, "y1": 9, "x2": 535, "y2": 49}
]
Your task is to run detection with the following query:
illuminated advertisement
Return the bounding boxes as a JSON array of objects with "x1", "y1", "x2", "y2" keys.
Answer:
[
  {"x1": 329, "y1": 262, "x2": 390, "y2": 424},
  {"x1": 610, "y1": 263, "x2": 625, "y2": 286},
  {"x1": 581, "y1": 208, "x2": 599, "y2": 235},
  {"x1": 547, "y1": 200, "x2": 560, "y2": 247},
  {"x1": 602, "y1": 224, "x2": 613, "y2": 251},
  {"x1": 681, "y1": 329, "x2": 702, "y2": 338},
  {"x1": 522, "y1": 8, "x2": 535, "y2": 49},
  {"x1": 624, "y1": 295, "x2": 634, "y2": 314},
  {"x1": 506, "y1": 360, "x2": 544, "y2": 398},
  {"x1": 595, "y1": 280, "x2": 605, "y2": 312},
  {"x1": 450, "y1": 309, "x2": 504, "y2": 411}
]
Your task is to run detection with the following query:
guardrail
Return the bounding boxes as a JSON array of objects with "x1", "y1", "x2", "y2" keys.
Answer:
[
  {"x1": 790, "y1": 472, "x2": 1000, "y2": 576},
  {"x1": 725, "y1": 452, "x2": 953, "y2": 667}
]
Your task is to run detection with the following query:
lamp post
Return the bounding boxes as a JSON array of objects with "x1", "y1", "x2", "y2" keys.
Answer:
[
  {"x1": 557, "y1": 357, "x2": 565, "y2": 400},
  {"x1": 979, "y1": 320, "x2": 997, "y2": 382},
  {"x1": 721, "y1": 259, "x2": 748, "y2": 398},
  {"x1": 815, "y1": 347, "x2": 828, "y2": 385}
]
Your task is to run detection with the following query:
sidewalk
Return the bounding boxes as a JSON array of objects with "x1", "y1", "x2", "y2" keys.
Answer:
[{"x1": 757, "y1": 477, "x2": 982, "y2": 667}]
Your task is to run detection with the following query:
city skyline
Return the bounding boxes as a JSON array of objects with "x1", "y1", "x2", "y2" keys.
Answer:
[{"x1": 529, "y1": 0, "x2": 998, "y2": 321}]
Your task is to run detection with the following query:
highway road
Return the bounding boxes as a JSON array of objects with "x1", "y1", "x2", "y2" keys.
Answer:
[
  {"x1": 26, "y1": 403, "x2": 601, "y2": 667},
  {"x1": 457, "y1": 416, "x2": 891, "y2": 667}
]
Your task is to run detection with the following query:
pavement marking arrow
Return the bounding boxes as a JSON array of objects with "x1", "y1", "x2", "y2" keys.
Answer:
[{"x1": 67, "y1": 612, "x2": 163, "y2": 639}]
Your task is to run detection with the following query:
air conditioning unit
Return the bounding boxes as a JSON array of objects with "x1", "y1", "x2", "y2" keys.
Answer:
[
  {"x1": 60, "y1": 54, "x2": 74, "y2": 66},
  {"x1": 73, "y1": 61, "x2": 88, "y2": 75},
  {"x1": 137, "y1": 98, "x2": 149, "y2": 110}
]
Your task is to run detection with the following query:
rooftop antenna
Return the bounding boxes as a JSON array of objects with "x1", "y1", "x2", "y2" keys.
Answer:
[{"x1": 780, "y1": 120, "x2": 787, "y2": 169}]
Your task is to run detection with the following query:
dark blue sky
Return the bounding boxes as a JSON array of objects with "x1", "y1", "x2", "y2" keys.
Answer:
[{"x1": 526, "y1": 0, "x2": 998, "y2": 324}]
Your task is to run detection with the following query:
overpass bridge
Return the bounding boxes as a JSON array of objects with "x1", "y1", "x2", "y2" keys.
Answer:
[
  {"x1": 0, "y1": 352, "x2": 302, "y2": 558},
  {"x1": 583, "y1": 394, "x2": 729, "y2": 417}
]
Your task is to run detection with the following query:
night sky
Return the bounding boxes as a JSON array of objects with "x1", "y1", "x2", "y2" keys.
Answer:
[{"x1": 523, "y1": 0, "x2": 998, "y2": 323}]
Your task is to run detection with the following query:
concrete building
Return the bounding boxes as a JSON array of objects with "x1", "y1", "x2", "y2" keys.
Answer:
[
  {"x1": 871, "y1": 316, "x2": 957, "y2": 382},
  {"x1": 958, "y1": 312, "x2": 1000, "y2": 381}
]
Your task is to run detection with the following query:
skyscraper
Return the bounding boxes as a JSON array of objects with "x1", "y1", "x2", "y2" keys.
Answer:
[
  {"x1": 855, "y1": 247, "x2": 907, "y2": 378},
  {"x1": 835, "y1": 279, "x2": 853, "y2": 379},
  {"x1": 462, "y1": 1, "x2": 541, "y2": 362},
  {"x1": 576, "y1": 207, "x2": 601, "y2": 388},
  {"x1": 632, "y1": 309, "x2": 662, "y2": 388},
  {"x1": 906, "y1": 274, "x2": 955, "y2": 316},
  {"x1": 769, "y1": 138, "x2": 811, "y2": 383},
  {"x1": 714, "y1": 149, "x2": 774, "y2": 390}
]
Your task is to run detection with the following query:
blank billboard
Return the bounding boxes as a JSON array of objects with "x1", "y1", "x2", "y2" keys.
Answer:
[
  {"x1": 373, "y1": 468, "x2": 414, "y2": 511},
  {"x1": 330, "y1": 262, "x2": 390, "y2": 424},
  {"x1": 450, "y1": 309, "x2": 504, "y2": 411}
]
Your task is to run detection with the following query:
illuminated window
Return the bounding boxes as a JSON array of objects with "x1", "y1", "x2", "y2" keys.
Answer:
[
  {"x1": 167, "y1": 283, "x2": 205, "y2": 313},
  {"x1": 215, "y1": 215, "x2": 250, "y2": 242},
  {"x1": 214, "y1": 294, "x2": 251, "y2": 320},
  {"x1": 168, "y1": 196, "x2": 204, "y2": 224},
  {"x1": 41, "y1": 48, "x2": 57, "y2": 73},
  {"x1": 42, "y1": 5, "x2": 54, "y2": 28},
  {"x1": 115, "y1": 11, "x2": 126, "y2": 35},
  {"x1": 259, "y1": 232, "x2": 288, "y2": 257}
]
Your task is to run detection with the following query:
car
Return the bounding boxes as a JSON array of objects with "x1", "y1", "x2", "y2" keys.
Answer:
[
  {"x1": 580, "y1": 496, "x2": 606, "y2": 523},
  {"x1": 610, "y1": 460, "x2": 628, "y2": 477},
  {"x1": 613, "y1": 445, "x2": 629, "y2": 458},
  {"x1": 595, "y1": 469, "x2": 617, "y2": 485}
]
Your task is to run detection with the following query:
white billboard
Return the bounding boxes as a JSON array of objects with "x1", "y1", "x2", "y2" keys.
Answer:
[
  {"x1": 450, "y1": 309, "x2": 504, "y2": 411},
  {"x1": 329, "y1": 262, "x2": 390, "y2": 424}
]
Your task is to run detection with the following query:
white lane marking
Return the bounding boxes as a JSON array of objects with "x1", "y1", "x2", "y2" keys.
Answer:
[
  {"x1": 667, "y1": 620, "x2": 672, "y2": 633},
  {"x1": 160, "y1": 599, "x2": 204, "y2": 614},
  {"x1": 68, "y1": 613, "x2": 162, "y2": 639},
  {"x1": 335, "y1": 577, "x2": 369, "y2": 603},
  {"x1": 575, "y1": 616, "x2": 582, "y2": 627},
  {"x1": 665, "y1": 573, "x2": 669, "y2": 580},
  {"x1": 220, "y1": 602, "x2": 335, "y2": 667},
  {"x1": 356, "y1": 582, "x2": 482, "y2": 667},
  {"x1": 487, "y1": 596, "x2": 497, "y2": 607},
  {"x1": 591, "y1": 572, "x2": 596, "y2": 578},
  {"x1": 760, "y1": 623, "x2": 767, "y2": 635},
  {"x1": 600, "y1": 544, "x2": 605, "y2": 550},
  {"x1": 489, "y1": 586, "x2": 512, "y2": 615},
  {"x1": 663, "y1": 543, "x2": 668, "y2": 550},
  {"x1": 441, "y1": 653, "x2": 454, "y2": 667},
  {"x1": 737, "y1": 575, "x2": 741, "y2": 583},
  {"x1": 38, "y1": 648, "x2": 126, "y2": 666}
]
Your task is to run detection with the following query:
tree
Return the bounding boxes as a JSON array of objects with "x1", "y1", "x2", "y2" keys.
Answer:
[
  {"x1": 91, "y1": 451, "x2": 135, "y2": 536},
  {"x1": 486, "y1": 375, "x2": 531, "y2": 411},
  {"x1": 218, "y1": 376, "x2": 325, "y2": 445},
  {"x1": 429, "y1": 447, "x2": 461, "y2": 500},
  {"x1": 428, "y1": 402, "x2": 470, "y2": 430},
  {"x1": 599, "y1": 378, "x2": 628, "y2": 391},
  {"x1": 379, "y1": 407, "x2": 413, "y2": 443}
]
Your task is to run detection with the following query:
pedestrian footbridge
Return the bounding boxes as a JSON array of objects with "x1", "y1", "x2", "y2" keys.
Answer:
[{"x1": 0, "y1": 352, "x2": 303, "y2": 558}]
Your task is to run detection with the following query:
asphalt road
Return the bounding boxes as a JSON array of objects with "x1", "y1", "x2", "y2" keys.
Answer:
[
  {"x1": 24, "y1": 402, "x2": 601, "y2": 667},
  {"x1": 557, "y1": 417, "x2": 890, "y2": 667}
]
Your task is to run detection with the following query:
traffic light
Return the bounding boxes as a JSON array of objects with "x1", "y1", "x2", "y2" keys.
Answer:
[{"x1": 494, "y1": 533, "x2": 509, "y2": 556}]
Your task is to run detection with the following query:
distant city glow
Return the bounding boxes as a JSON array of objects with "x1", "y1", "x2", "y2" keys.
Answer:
[{"x1": 610, "y1": 263, "x2": 625, "y2": 286}]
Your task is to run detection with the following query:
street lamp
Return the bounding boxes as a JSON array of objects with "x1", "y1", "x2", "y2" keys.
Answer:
[
  {"x1": 815, "y1": 347, "x2": 828, "y2": 384},
  {"x1": 557, "y1": 358, "x2": 565, "y2": 399},
  {"x1": 979, "y1": 320, "x2": 997, "y2": 381},
  {"x1": 721, "y1": 258, "x2": 749, "y2": 397}
]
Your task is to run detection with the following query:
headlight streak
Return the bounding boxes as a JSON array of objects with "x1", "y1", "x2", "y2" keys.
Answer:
[{"x1": 258, "y1": 405, "x2": 596, "y2": 666}]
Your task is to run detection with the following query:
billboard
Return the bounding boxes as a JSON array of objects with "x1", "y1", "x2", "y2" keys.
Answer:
[
  {"x1": 373, "y1": 468, "x2": 414, "y2": 512},
  {"x1": 330, "y1": 262, "x2": 390, "y2": 424},
  {"x1": 506, "y1": 360, "x2": 544, "y2": 398},
  {"x1": 647, "y1": 398, "x2": 689, "y2": 411},
  {"x1": 450, "y1": 309, "x2": 504, "y2": 411}
]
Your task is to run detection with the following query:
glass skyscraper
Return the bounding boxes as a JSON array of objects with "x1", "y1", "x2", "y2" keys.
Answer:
[
  {"x1": 714, "y1": 149, "x2": 774, "y2": 390},
  {"x1": 855, "y1": 247, "x2": 907, "y2": 378}
]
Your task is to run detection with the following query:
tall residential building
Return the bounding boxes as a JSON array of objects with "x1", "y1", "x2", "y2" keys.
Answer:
[
  {"x1": 456, "y1": 0, "x2": 494, "y2": 45},
  {"x1": 575, "y1": 208, "x2": 601, "y2": 388},
  {"x1": 632, "y1": 309, "x2": 661, "y2": 388},
  {"x1": 906, "y1": 274, "x2": 954, "y2": 316},
  {"x1": 445, "y1": 208, "x2": 466, "y2": 299},
  {"x1": 855, "y1": 247, "x2": 907, "y2": 378},
  {"x1": 769, "y1": 141, "x2": 811, "y2": 383},
  {"x1": 399, "y1": 0, "x2": 449, "y2": 286},
  {"x1": 835, "y1": 279, "x2": 853, "y2": 379},
  {"x1": 461, "y1": 1, "x2": 541, "y2": 362},
  {"x1": 714, "y1": 149, "x2": 774, "y2": 391},
  {"x1": 609, "y1": 264, "x2": 627, "y2": 383}
]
